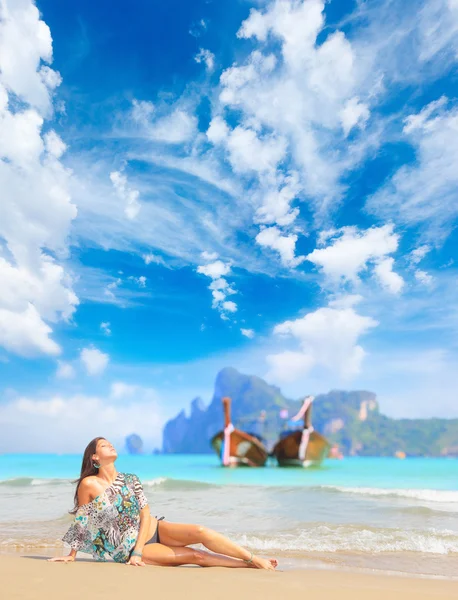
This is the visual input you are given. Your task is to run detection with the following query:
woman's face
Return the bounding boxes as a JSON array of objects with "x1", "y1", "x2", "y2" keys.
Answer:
[{"x1": 93, "y1": 439, "x2": 117, "y2": 463}]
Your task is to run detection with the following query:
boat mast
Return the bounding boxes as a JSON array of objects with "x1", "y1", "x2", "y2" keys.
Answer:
[
  {"x1": 304, "y1": 398, "x2": 312, "y2": 430},
  {"x1": 221, "y1": 397, "x2": 234, "y2": 466},
  {"x1": 222, "y1": 396, "x2": 231, "y2": 427}
]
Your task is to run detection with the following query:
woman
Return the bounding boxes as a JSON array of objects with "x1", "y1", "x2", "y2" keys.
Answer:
[{"x1": 49, "y1": 437, "x2": 278, "y2": 569}]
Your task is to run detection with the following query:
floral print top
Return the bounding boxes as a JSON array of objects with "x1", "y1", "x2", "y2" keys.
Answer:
[{"x1": 62, "y1": 472, "x2": 149, "y2": 563}]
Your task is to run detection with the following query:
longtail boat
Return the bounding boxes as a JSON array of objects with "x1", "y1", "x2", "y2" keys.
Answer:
[
  {"x1": 271, "y1": 396, "x2": 330, "y2": 467},
  {"x1": 210, "y1": 397, "x2": 268, "y2": 467}
]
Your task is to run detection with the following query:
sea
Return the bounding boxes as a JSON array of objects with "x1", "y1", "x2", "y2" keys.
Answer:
[{"x1": 1, "y1": 454, "x2": 457, "y2": 579}]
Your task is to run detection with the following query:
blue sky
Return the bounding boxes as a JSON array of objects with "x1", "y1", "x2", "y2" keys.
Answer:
[{"x1": 1, "y1": 0, "x2": 458, "y2": 452}]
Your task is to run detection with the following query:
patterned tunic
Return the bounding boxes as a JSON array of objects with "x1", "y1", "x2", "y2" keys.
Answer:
[{"x1": 62, "y1": 472, "x2": 149, "y2": 563}]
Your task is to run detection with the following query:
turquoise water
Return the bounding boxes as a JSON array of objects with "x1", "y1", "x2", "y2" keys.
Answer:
[
  {"x1": 1, "y1": 455, "x2": 457, "y2": 578},
  {"x1": 1, "y1": 454, "x2": 457, "y2": 490}
]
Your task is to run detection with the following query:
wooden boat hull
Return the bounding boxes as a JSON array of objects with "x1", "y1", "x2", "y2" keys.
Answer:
[
  {"x1": 211, "y1": 429, "x2": 268, "y2": 467},
  {"x1": 272, "y1": 430, "x2": 330, "y2": 467}
]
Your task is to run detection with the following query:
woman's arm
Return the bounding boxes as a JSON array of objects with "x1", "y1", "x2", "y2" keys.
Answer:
[
  {"x1": 126, "y1": 475, "x2": 151, "y2": 566},
  {"x1": 132, "y1": 506, "x2": 151, "y2": 556},
  {"x1": 48, "y1": 479, "x2": 95, "y2": 563}
]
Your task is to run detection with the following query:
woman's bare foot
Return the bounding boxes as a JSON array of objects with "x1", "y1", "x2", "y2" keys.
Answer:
[{"x1": 250, "y1": 555, "x2": 278, "y2": 570}]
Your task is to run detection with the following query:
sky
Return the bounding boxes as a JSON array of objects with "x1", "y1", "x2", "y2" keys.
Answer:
[{"x1": 0, "y1": 0, "x2": 457, "y2": 453}]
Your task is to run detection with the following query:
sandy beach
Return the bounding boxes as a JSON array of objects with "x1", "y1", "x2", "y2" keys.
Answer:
[{"x1": 1, "y1": 555, "x2": 457, "y2": 600}]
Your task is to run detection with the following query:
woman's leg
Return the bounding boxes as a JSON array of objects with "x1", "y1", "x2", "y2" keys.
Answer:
[
  {"x1": 157, "y1": 521, "x2": 277, "y2": 570},
  {"x1": 141, "y1": 543, "x2": 250, "y2": 568}
]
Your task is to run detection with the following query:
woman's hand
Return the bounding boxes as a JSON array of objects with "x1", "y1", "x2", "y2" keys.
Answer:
[
  {"x1": 47, "y1": 555, "x2": 75, "y2": 563},
  {"x1": 126, "y1": 554, "x2": 145, "y2": 567}
]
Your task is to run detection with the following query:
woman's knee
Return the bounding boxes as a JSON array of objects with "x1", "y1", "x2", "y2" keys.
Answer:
[{"x1": 191, "y1": 549, "x2": 210, "y2": 566}]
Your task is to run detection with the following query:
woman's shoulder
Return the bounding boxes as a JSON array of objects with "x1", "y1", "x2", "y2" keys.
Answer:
[
  {"x1": 80, "y1": 474, "x2": 99, "y2": 484},
  {"x1": 77, "y1": 476, "x2": 100, "y2": 505},
  {"x1": 79, "y1": 475, "x2": 101, "y2": 490}
]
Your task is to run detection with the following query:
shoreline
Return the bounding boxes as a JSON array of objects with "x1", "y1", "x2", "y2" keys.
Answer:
[
  {"x1": 1, "y1": 554, "x2": 457, "y2": 600},
  {"x1": 1, "y1": 549, "x2": 457, "y2": 583}
]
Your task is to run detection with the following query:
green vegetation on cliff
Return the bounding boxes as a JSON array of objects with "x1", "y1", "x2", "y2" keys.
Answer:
[{"x1": 162, "y1": 368, "x2": 458, "y2": 457}]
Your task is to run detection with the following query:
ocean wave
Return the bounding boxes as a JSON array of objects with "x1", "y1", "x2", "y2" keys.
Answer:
[
  {"x1": 1, "y1": 476, "x2": 457, "y2": 507},
  {"x1": 0, "y1": 476, "x2": 218, "y2": 491},
  {"x1": 231, "y1": 524, "x2": 458, "y2": 555},
  {"x1": 0, "y1": 537, "x2": 65, "y2": 549},
  {"x1": 321, "y1": 486, "x2": 458, "y2": 505},
  {"x1": 3, "y1": 524, "x2": 457, "y2": 556},
  {"x1": 144, "y1": 477, "x2": 220, "y2": 491},
  {"x1": 143, "y1": 477, "x2": 168, "y2": 486},
  {"x1": 0, "y1": 477, "x2": 72, "y2": 487}
]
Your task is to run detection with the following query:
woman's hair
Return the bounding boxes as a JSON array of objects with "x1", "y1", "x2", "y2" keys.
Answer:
[{"x1": 70, "y1": 436, "x2": 106, "y2": 514}]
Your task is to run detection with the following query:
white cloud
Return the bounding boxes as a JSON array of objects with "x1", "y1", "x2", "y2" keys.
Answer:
[
  {"x1": 241, "y1": 328, "x2": 255, "y2": 338},
  {"x1": 222, "y1": 300, "x2": 237, "y2": 313},
  {"x1": 129, "y1": 275, "x2": 147, "y2": 288},
  {"x1": 0, "y1": 1, "x2": 78, "y2": 358},
  {"x1": 110, "y1": 170, "x2": 141, "y2": 220},
  {"x1": 131, "y1": 99, "x2": 155, "y2": 124},
  {"x1": 366, "y1": 98, "x2": 458, "y2": 239},
  {"x1": 256, "y1": 227, "x2": 305, "y2": 267},
  {"x1": 197, "y1": 260, "x2": 230, "y2": 279},
  {"x1": 110, "y1": 381, "x2": 140, "y2": 400},
  {"x1": 104, "y1": 277, "x2": 122, "y2": 301},
  {"x1": 200, "y1": 250, "x2": 219, "y2": 261},
  {"x1": 207, "y1": 113, "x2": 303, "y2": 252},
  {"x1": 0, "y1": 0, "x2": 58, "y2": 115},
  {"x1": 328, "y1": 294, "x2": 364, "y2": 309},
  {"x1": 80, "y1": 347, "x2": 109, "y2": 376},
  {"x1": 196, "y1": 0, "x2": 458, "y2": 275},
  {"x1": 201, "y1": 0, "x2": 388, "y2": 268},
  {"x1": 150, "y1": 108, "x2": 197, "y2": 143},
  {"x1": 0, "y1": 304, "x2": 60, "y2": 357},
  {"x1": 339, "y1": 97, "x2": 370, "y2": 136},
  {"x1": 266, "y1": 300, "x2": 378, "y2": 382},
  {"x1": 0, "y1": 256, "x2": 77, "y2": 322},
  {"x1": 409, "y1": 244, "x2": 431, "y2": 265},
  {"x1": 56, "y1": 360, "x2": 75, "y2": 379},
  {"x1": 44, "y1": 130, "x2": 66, "y2": 158},
  {"x1": 197, "y1": 259, "x2": 238, "y2": 318},
  {"x1": 254, "y1": 175, "x2": 300, "y2": 227},
  {"x1": 374, "y1": 257, "x2": 405, "y2": 294},
  {"x1": 131, "y1": 100, "x2": 197, "y2": 143},
  {"x1": 143, "y1": 253, "x2": 167, "y2": 267},
  {"x1": 306, "y1": 225, "x2": 401, "y2": 288},
  {"x1": 0, "y1": 255, "x2": 78, "y2": 355},
  {"x1": 266, "y1": 350, "x2": 315, "y2": 383},
  {"x1": 415, "y1": 269, "x2": 434, "y2": 286},
  {"x1": 206, "y1": 117, "x2": 229, "y2": 145},
  {"x1": 209, "y1": 278, "x2": 229, "y2": 292},
  {"x1": 219, "y1": 1, "x2": 376, "y2": 214},
  {"x1": 61, "y1": 0, "x2": 458, "y2": 295},
  {"x1": 69, "y1": 151, "x2": 256, "y2": 278},
  {"x1": 189, "y1": 18, "x2": 208, "y2": 38},
  {"x1": 225, "y1": 126, "x2": 287, "y2": 176},
  {"x1": 100, "y1": 321, "x2": 111, "y2": 336},
  {"x1": 195, "y1": 48, "x2": 215, "y2": 72},
  {"x1": 417, "y1": 0, "x2": 458, "y2": 64},
  {"x1": 403, "y1": 97, "x2": 447, "y2": 134},
  {"x1": 0, "y1": 386, "x2": 163, "y2": 453}
]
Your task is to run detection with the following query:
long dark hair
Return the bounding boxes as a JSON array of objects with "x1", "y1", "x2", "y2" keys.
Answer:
[{"x1": 70, "y1": 436, "x2": 106, "y2": 514}]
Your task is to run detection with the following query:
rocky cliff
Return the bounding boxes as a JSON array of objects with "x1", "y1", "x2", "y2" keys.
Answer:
[{"x1": 162, "y1": 367, "x2": 458, "y2": 457}]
